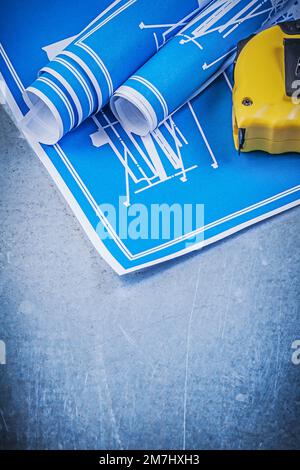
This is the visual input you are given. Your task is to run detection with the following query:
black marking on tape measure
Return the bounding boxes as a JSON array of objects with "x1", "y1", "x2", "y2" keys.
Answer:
[{"x1": 284, "y1": 38, "x2": 300, "y2": 97}]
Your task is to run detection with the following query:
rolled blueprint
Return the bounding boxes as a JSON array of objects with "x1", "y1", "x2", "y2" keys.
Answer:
[
  {"x1": 111, "y1": 0, "x2": 294, "y2": 136},
  {"x1": 20, "y1": 0, "x2": 212, "y2": 144}
]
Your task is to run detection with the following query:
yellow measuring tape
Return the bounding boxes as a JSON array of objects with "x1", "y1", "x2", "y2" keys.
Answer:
[{"x1": 233, "y1": 20, "x2": 300, "y2": 154}]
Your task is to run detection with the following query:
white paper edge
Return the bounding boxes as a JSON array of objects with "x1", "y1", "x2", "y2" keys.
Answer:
[{"x1": 111, "y1": 85, "x2": 158, "y2": 135}]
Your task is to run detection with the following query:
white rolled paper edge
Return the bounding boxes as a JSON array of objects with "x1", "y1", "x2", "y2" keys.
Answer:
[
  {"x1": 110, "y1": 86, "x2": 157, "y2": 136},
  {"x1": 21, "y1": 87, "x2": 64, "y2": 145},
  {"x1": 20, "y1": 49, "x2": 105, "y2": 145}
]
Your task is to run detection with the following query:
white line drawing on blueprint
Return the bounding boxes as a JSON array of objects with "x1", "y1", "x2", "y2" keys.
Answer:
[
  {"x1": 41, "y1": 0, "x2": 205, "y2": 90},
  {"x1": 138, "y1": 1, "x2": 205, "y2": 51},
  {"x1": 90, "y1": 111, "x2": 199, "y2": 206},
  {"x1": 41, "y1": 0, "x2": 203, "y2": 107},
  {"x1": 177, "y1": 0, "x2": 290, "y2": 69},
  {"x1": 42, "y1": 0, "x2": 295, "y2": 62},
  {"x1": 42, "y1": 0, "x2": 129, "y2": 60},
  {"x1": 89, "y1": 99, "x2": 220, "y2": 206}
]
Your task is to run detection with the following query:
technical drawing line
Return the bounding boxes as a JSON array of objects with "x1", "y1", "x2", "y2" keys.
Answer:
[
  {"x1": 169, "y1": 117, "x2": 187, "y2": 181},
  {"x1": 122, "y1": 128, "x2": 157, "y2": 178},
  {"x1": 123, "y1": 142, "x2": 131, "y2": 207},
  {"x1": 134, "y1": 166, "x2": 198, "y2": 194},
  {"x1": 152, "y1": 129, "x2": 181, "y2": 169},
  {"x1": 165, "y1": 120, "x2": 188, "y2": 146},
  {"x1": 223, "y1": 71, "x2": 233, "y2": 91},
  {"x1": 92, "y1": 115, "x2": 143, "y2": 185},
  {"x1": 188, "y1": 102, "x2": 218, "y2": 169},
  {"x1": 99, "y1": 112, "x2": 153, "y2": 184},
  {"x1": 141, "y1": 134, "x2": 168, "y2": 181},
  {"x1": 139, "y1": 5, "x2": 210, "y2": 48},
  {"x1": 179, "y1": 34, "x2": 204, "y2": 50},
  {"x1": 78, "y1": 0, "x2": 125, "y2": 35},
  {"x1": 78, "y1": 0, "x2": 136, "y2": 43},
  {"x1": 0, "y1": 43, "x2": 25, "y2": 93},
  {"x1": 202, "y1": 48, "x2": 236, "y2": 70}
]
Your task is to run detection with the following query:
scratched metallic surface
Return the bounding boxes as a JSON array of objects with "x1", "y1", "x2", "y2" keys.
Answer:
[{"x1": 0, "y1": 105, "x2": 299, "y2": 450}]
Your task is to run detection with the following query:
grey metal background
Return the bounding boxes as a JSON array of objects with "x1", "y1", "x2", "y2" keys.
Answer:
[{"x1": 0, "y1": 106, "x2": 299, "y2": 450}]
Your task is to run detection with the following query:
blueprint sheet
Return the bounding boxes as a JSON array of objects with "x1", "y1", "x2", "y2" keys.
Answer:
[{"x1": 0, "y1": 0, "x2": 299, "y2": 274}]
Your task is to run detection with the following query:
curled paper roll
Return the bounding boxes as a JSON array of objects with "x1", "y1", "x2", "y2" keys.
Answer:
[
  {"x1": 111, "y1": 0, "x2": 293, "y2": 136},
  {"x1": 21, "y1": 0, "x2": 212, "y2": 144}
]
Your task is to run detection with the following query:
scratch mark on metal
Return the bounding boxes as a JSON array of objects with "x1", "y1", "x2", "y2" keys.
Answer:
[
  {"x1": 220, "y1": 264, "x2": 234, "y2": 339},
  {"x1": 273, "y1": 300, "x2": 282, "y2": 397},
  {"x1": 118, "y1": 324, "x2": 135, "y2": 346},
  {"x1": 84, "y1": 372, "x2": 89, "y2": 387},
  {"x1": 118, "y1": 324, "x2": 155, "y2": 372},
  {"x1": 99, "y1": 343, "x2": 123, "y2": 449},
  {"x1": 0, "y1": 409, "x2": 8, "y2": 433},
  {"x1": 182, "y1": 260, "x2": 202, "y2": 451}
]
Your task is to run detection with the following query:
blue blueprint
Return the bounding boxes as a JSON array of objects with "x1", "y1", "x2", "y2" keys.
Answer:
[{"x1": 0, "y1": 0, "x2": 299, "y2": 274}]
